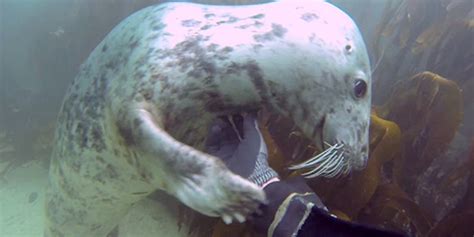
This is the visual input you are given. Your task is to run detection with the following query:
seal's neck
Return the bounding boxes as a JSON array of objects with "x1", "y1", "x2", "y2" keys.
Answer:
[
  {"x1": 212, "y1": 60, "x2": 294, "y2": 117},
  {"x1": 213, "y1": 75, "x2": 263, "y2": 114}
]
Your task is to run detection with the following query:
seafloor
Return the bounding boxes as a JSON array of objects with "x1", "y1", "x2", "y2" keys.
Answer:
[{"x1": 0, "y1": 160, "x2": 189, "y2": 237}]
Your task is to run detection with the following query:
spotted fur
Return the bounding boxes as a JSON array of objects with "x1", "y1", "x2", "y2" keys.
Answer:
[{"x1": 45, "y1": 1, "x2": 371, "y2": 236}]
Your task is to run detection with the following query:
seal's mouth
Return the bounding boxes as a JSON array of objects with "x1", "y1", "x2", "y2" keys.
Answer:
[
  {"x1": 310, "y1": 115, "x2": 326, "y2": 151},
  {"x1": 289, "y1": 115, "x2": 350, "y2": 178}
]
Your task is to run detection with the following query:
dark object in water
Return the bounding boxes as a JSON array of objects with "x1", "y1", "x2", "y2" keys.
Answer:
[
  {"x1": 28, "y1": 192, "x2": 38, "y2": 203},
  {"x1": 298, "y1": 206, "x2": 408, "y2": 237}
]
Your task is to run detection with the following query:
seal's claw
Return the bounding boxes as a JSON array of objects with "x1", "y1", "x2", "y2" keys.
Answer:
[
  {"x1": 234, "y1": 213, "x2": 246, "y2": 223},
  {"x1": 173, "y1": 166, "x2": 266, "y2": 224},
  {"x1": 222, "y1": 214, "x2": 232, "y2": 225},
  {"x1": 214, "y1": 171, "x2": 266, "y2": 224}
]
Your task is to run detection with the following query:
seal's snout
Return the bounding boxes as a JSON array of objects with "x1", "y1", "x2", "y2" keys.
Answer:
[
  {"x1": 345, "y1": 143, "x2": 368, "y2": 171},
  {"x1": 354, "y1": 153, "x2": 368, "y2": 170},
  {"x1": 359, "y1": 146, "x2": 369, "y2": 168}
]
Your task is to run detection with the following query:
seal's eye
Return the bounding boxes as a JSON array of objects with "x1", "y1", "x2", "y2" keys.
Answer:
[{"x1": 353, "y1": 79, "x2": 367, "y2": 98}]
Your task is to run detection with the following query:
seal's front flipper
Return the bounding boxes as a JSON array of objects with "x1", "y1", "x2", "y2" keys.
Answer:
[{"x1": 125, "y1": 108, "x2": 266, "y2": 224}]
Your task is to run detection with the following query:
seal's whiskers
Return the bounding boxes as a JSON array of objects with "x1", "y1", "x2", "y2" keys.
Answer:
[
  {"x1": 289, "y1": 143, "x2": 342, "y2": 169},
  {"x1": 320, "y1": 152, "x2": 345, "y2": 178},
  {"x1": 289, "y1": 142, "x2": 346, "y2": 178},
  {"x1": 301, "y1": 150, "x2": 339, "y2": 178}
]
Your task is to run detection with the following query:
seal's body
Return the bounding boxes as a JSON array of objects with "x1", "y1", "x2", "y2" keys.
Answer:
[{"x1": 45, "y1": 1, "x2": 371, "y2": 236}]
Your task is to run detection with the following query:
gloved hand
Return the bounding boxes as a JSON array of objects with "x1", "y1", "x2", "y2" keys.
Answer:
[{"x1": 205, "y1": 113, "x2": 279, "y2": 187}]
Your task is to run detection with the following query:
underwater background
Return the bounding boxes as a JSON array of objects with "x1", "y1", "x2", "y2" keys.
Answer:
[{"x1": 0, "y1": 0, "x2": 473, "y2": 236}]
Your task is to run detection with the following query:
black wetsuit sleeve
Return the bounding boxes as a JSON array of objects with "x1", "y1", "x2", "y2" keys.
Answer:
[
  {"x1": 298, "y1": 207, "x2": 407, "y2": 237},
  {"x1": 251, "y1": 176, "x2": 407, "y2": 237},
  {"x1": 251, "y1": 176, "x2": 326, "y2": 237}
]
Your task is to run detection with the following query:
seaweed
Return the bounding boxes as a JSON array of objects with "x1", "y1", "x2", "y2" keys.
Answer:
[
  {"x1": 426, "y1": 211, "x2": 474, "y2": 237},
  {"x1": 376, "y1": 72, "x2": 463, "y2": 194},
  {"x1": 359, "y1": 184, "x2": 434, "y2": 237},
  {"x1": 372, "y1": 0, "x2": 473, "y2": 105}
]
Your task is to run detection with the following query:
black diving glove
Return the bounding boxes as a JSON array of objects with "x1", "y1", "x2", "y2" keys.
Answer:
[{"x1": 205, "y1": 113, "x2": 278, "y2": 186}]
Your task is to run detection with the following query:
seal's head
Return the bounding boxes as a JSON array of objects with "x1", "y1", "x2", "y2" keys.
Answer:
[{"x1": 263, "y1": 1, "x2": 371, "y2": 178}]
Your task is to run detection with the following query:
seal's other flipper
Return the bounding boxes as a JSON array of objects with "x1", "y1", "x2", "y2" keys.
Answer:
[{"x1": 126, "y1": 108, "x2": 266, "y2": 224}]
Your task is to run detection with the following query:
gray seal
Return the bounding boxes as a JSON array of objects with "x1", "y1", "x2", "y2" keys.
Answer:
[{"x1": 45, "y1": 0, "x2": 371, "y2": 236}]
